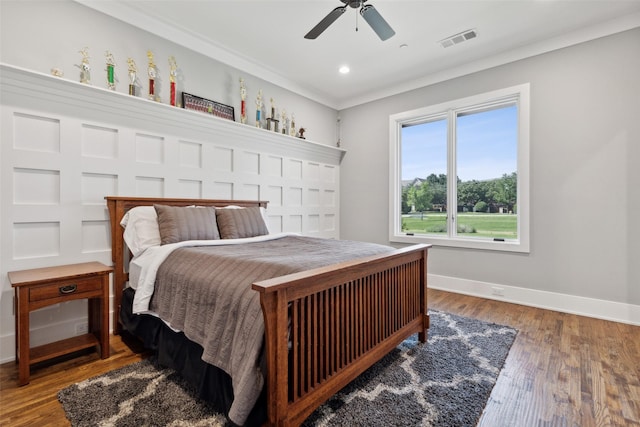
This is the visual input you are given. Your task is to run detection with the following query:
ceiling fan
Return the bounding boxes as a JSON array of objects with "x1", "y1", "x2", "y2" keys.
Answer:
[{"x1": 305, "y1": 0, "x2": 395, "y2": 41}]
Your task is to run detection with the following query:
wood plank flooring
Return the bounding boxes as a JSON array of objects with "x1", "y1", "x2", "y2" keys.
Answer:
[{"x1": 1, "y1": 289, "x2": 638, "y2": 426}]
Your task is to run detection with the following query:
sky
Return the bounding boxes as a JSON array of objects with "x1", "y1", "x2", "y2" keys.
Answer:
[{"x1": 401, "y1": 104, "x2": 517, "y2": 182}]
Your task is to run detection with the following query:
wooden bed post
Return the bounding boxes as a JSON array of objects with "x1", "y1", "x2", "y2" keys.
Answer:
[
  {"x1": 259, "y1": 289, "x2": 290, "y2": 426},
  {"x1": 419, "y1": 245, "x2": 430, "y2": 343},
  {"x1": 106, "y1": 198, "x2": 126, "y2": 335}
]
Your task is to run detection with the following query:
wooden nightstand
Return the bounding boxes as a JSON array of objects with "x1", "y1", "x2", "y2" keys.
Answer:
[{"x1": 8, "y1": 261, "x2": 112, "y2": 386}]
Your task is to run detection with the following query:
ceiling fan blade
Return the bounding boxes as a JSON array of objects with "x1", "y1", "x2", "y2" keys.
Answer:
[
  {"x1": 360, "y1": 4, "x2": 395, "y2": 41},
  {"x1": 305, "y1": 6, "x2": 347, "y2": 39}
]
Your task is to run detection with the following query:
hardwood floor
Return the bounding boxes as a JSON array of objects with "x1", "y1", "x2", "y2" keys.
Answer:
[{"x1": 1, "y1": 289, "x2": 638, "y2": 426}]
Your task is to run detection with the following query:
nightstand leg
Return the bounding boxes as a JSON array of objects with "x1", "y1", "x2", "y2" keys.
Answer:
[
  {"x1": 88, "y1": 275, "x2": 110, "y2": 359},
  {"x1": 16, "y1": 288, "x2": 30, "y2": 386},
  {"x1": 100, "y1": 275, "x2": 110, "y2": 358}
]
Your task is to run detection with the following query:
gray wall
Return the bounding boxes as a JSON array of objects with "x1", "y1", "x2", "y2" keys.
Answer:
[
  {"x1": 0, "y1": 0, "x2": 338, "y2": 145},
  {"x1": 339, "y1": 28, "x2": 640, "y2": 306}
]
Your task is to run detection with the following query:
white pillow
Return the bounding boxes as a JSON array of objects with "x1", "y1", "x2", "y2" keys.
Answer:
[{"x1": 120, "y1": 206, "x2": 161, "y2": 256}]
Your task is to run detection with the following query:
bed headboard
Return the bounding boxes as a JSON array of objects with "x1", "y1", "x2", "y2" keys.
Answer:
[{"x1": 104, "y1": 196, "x2": 268, "y2": 333}]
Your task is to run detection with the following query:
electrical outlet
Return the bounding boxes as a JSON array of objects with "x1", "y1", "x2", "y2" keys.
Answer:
[
  {"x1": 75, "y1": 322, "x2": 89, "y2": 335},
  {"x1": 491, "y1": 286, "x2": 505, "y2": 297}
]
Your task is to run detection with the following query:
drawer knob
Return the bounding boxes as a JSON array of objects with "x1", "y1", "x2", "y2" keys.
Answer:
[{"x1": 59, "y1": 284, "x2": 77, "y2": 295}]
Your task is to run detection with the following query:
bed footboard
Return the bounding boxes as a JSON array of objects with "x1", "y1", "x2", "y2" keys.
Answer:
[{"x1": 252, "y1": 243, "x2": 430, "y2": 427}]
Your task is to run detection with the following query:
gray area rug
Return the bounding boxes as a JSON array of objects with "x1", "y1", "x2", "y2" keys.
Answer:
[{"x1": 58, "y1": 311, "x2": 517, "y2": 426}]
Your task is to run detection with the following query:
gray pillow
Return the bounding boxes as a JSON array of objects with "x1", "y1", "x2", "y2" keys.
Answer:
[
  {"x1": 154, "y1": 204, "x2": 220, "y2": 244},
  {"x1": 216, "y1": 207, "x2": 269, "y2": 239}
]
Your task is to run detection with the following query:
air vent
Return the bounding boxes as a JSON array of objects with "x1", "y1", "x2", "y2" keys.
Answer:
[{"x1": 439, "y1": 29, "x2": 477, "y2": 48}]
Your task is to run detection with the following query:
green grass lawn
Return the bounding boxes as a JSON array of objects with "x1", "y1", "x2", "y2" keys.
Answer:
[{"x1": 402, "y1": 212, "x2": 517, "y2": 239}]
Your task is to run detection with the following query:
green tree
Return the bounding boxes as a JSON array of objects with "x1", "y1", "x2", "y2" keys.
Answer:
[
  {"x1": 474, "y1": 201, "x2": 488, "y2": 213},
  {"x1": 426, "y1": 173, "x2": 447, "y2": 207},
  {"x1": 413, "y1": 180, "x2": 433, "y2": 212}
]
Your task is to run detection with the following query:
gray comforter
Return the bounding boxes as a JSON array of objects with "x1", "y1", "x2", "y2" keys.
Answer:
[{"x1": 149, "y1": 235, "x2": 392, "y2": 425}]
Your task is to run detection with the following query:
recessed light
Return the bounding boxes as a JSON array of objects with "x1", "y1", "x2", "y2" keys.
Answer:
[
  {"x1": 339, "y1": 65, "x2": 350, "y2": 74},
  {"x1": 400, "y1": 43, "x2": 408, "y2": 49}
]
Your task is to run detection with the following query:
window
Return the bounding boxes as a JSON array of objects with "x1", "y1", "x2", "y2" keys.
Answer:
[{"x1": 389, "y1": 84, "x2": 530, "y2": 252}]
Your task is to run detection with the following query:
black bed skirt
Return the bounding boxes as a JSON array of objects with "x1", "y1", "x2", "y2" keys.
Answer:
[{"x1": 120, "y1": 287, "x2": 267, "y2": 427}]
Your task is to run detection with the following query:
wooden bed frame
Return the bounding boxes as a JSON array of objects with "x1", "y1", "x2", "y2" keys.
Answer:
[{"x1": 106, "y1": 196, "x2": 431, "y2": 427}]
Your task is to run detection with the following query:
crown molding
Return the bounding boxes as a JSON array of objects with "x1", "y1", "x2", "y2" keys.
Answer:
[
  {"x1": 73, "y1": 0, "x2": 340, "y2": 109},
  {"x1": 73, "y1": 1, "x2": 640, "y2": 111}
]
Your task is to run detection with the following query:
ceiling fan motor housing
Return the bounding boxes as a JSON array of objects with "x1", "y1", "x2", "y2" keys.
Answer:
[{"x1": 342, "y1": 0, "x2": 367, "y2": 8}]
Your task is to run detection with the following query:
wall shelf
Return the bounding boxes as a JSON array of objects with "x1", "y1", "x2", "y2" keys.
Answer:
[{"x1": 0, "y1": 63, "x2": 346, "y2": 166}]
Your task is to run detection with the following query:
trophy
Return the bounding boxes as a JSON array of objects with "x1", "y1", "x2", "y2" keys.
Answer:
[
  {"x1": 105, "y1": 51, "x2": 116, "y2": 90},
  {"x1": 255, "y1": 89, "x2": 263, "y2": 128},
  {"x1": 290, "y1": 113, "x2": 296, "y2": 137},
  {"x1": 269, "y1": 98, "x2": 279, "y2": 132},
  {"x1": 147, "y1": 50, "x2": 157, "y2": 101},
  {"x1": 168, "y1": 55, "x2": 177, "y2": 106},
  {"x1": 76, "y1": 47, "x2": 91, "y2": 84},
  {"x1": 240, "y1": 78, "x2": 247, "y2": 124},
  {"x1": 281, "y1": 109, "x2": 287, "y2": 134},
  {"x1": 270, "y1": 97, "x2": 276, "y2": 120},
  {"x1": 127, "y1": 58, "x2": 138, "y2": 96}
]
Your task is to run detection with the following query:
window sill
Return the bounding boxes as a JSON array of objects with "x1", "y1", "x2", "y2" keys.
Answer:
[{"x1": 390, "y1": 233, "x2": 529, "y2": 253}]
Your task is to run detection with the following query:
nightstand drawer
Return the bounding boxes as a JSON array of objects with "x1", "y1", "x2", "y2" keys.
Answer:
[{"x1": 29, "y1": 277, "x2": 102, "y2": 303}]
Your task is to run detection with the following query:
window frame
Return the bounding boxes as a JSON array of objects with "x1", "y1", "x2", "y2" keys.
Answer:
[{"x1": 389, "y1": 84, "x2": 530, "y2": 253}]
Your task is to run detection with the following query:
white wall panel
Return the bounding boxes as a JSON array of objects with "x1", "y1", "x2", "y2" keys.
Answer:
[
  {"x1": 322, "y1": 165, "x2": 337, "y2": 184},
  {"x1": 288, "y1": 187, "x2": 303, "y2": 206},
  {"x1": 212, "y1": 147, "x2": 233, "y2": 171},
  {"x1": 288, "y1": 215, "x2": 303, "y2": 233},
  {"x1": 13, "y1": 222, "x2": 60, "y2": 259},
  {"x1": 81, "y1": 124, "x2": 118, "y2": 159},
  {"x1": 13, "y1": 113, "x2": 60, "y2": 153},
  {"x1": 285, "y1": 159, "x2": 303, "y2": 180},
  {"x1": 81, "y1": 173, "x2": 117, "y2": 204},
  {"x1": 324, "y1": 190, "x2": 336, "y2": 207},
  {"x1": 242, "y1": 184, "x2": 260, "y2": 201},
  {"x1": 81, "y1": 220, "x2": 110, "y2": 253},
  {"x1": 308, "y1": 215, "x2": 320, "y2": 233},
  {"x1": 265, "y1": 156, "x2": 283, "y2": 177},
  {"x1": 178, "y1": 141, "x2": 202, "y2": 168},
  {"x1": 135, "y1": 133, "x2": 165, "y2": 164},
  {"x1": 266, "y1": 186, "x2": 283, "y2": 206},
  {"x1": 239, "y1": 151, "x2": 260, "y2": 175},
  {"x1": 13, "y1": 168, "x2": 60, "y2": 205},
  {"x1": 212, "y1": 182, "x2": 234, "y2": 199},
  {"x1": 135, "y1": 176, "x2": 165, "y2": 196},
  {"x1": 324, "y1": 214, "x2": 336, "y2": 232},
  {"x1": 308, "y1": 189, "x2": 320, "y2": 206},
  {"x1": 307, "y1": 162, "x2": 320, "y2": 182},
  {"x1": 178, "y1": 179, "x2": 202, "y2": 198}
]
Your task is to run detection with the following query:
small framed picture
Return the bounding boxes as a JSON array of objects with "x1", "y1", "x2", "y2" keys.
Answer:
[{"x1": 182, "y1": 92, "x2": 235, "y2": 121}]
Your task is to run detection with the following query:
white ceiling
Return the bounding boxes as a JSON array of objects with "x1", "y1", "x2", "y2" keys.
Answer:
[{"x1": 80, "y1": 0, "x2": 640, "y2": 110}]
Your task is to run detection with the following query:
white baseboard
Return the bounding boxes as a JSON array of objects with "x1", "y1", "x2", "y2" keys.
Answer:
[{"x1": 428, "y1": 273, "x2": 640, "y2": 326}]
